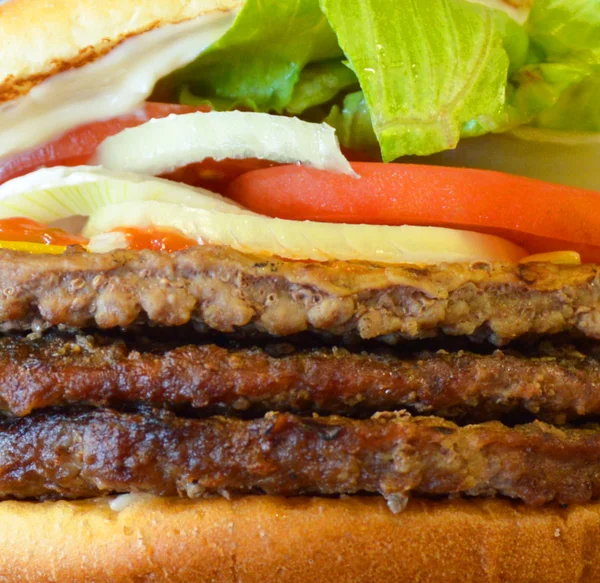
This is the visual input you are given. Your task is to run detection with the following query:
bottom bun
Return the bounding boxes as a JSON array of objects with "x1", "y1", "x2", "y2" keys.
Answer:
[{"x1": 1, "y1": 495, "x2": 600, "y2": 583}]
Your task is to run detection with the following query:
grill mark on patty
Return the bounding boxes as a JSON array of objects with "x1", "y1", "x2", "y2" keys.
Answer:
[
  {"x1": 0, "y1": 333, "x2": 599, "y2": 422},
  {"x1": 1, "y1": 409, "x2": 600, "y2": 508},
  {"x1": 0, "y1": 246, "x2": 598, "y2": 344}
]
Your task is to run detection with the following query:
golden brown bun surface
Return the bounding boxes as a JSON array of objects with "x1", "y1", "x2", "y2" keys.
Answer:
[
  {"x1": 1, "y1": 495, "x2": 599, "y2": 583},
  {"x1": 0, "y1": 0, "x2": 243, "y2": 103}
]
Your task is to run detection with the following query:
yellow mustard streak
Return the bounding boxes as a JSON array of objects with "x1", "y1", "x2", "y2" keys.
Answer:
[
  {"x1": 520, "y1": 251, "x2": 581, "y2": 265},
  {"x1": 0, "y1": 241, "x2": 68, "y2": 255}
]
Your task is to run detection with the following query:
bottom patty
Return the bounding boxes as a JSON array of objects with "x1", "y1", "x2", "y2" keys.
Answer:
[{"x1": 1, "y1": 409, "x2": 600, "y2": 508}]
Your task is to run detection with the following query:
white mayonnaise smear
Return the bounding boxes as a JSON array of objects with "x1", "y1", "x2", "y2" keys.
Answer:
[
  {"x1": 109, "y1": 493, "x2": 153, "y2": 512},
  {"x1": 0, "y1": 10, "x2": 237, "y2": 160}
]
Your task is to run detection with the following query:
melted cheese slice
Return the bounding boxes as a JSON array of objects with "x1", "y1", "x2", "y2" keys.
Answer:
[{"x1": 0, "y1": 10, "x2": 237, "y2": 160}]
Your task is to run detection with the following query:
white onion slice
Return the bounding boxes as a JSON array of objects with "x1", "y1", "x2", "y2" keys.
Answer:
[
  {"x1": 84, "y1": 200, "x2": 527, "y2": 264},
  {"x1": 0, "y1": 165, "x2": 249, "y2": 223},
  {"x1": 86, "y1": 231, "x2": 129, "y2": 253},
  {"x1": 94, "y1": 111, "x2": 355, "y2": 176}
]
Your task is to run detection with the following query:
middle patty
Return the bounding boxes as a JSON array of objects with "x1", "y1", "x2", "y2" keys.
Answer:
[{"x1": 1, "y1": 332, "x2": 599, "y2": 422}]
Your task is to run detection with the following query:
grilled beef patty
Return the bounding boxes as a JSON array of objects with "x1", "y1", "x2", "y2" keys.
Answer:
[
  {"x1": 2, "y1": 246, "x2": 600, "y2": 507},
  {"x1": 1, "y1": 333, "x2": 600, "y2": 422},
  {"x1": 0, "y1": 246, "x2": 600, "y2": 344},
  {"x1": 2, "y1": 408, "x2": 600, "y2": 508}
]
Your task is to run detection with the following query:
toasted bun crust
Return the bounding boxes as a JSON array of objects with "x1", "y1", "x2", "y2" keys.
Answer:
[
  {"x1": 1, "y1": 495, "x2": 600, "y2": 583},
  {"x1": 0, "y1": 0, "x2": 243, "y2": 103}
]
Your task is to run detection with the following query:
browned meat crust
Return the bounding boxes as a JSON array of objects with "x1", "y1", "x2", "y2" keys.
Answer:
[
  {"x1": 2, "y1": 334, "x2": 600, "y2": 422},
  {"x1": 0, "y1": 246, "x2": 600, "y2": 344},
  {"x1": 1, "y1": 408, "x2": 600, "y2": 507}
]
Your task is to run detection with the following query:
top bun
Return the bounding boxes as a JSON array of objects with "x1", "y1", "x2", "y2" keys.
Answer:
[{"x1": 0, "y1": 0, "x2": 244, "y2": 103}]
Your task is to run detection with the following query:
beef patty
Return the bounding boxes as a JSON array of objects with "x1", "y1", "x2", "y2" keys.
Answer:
[
  {"x1": 1, "y1": 333, "x2": 600, "y2": 422},
  {"x1": 2, "y1": 246, "x2": 600, "y2": 508},
  {"x1": 2, "y1": 408, "x2": 600, "y2": 508},
  {"x1": 0, "y1": 246, "x2": 599, "y2": 344}
]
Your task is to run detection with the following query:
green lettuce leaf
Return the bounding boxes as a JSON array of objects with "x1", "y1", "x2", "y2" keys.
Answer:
[
  {"x1": 526, "y1": 0, "x2": 600, "y2": 61},
  {"x1": 178, "y1": 85, "x2": 258, "y2": 112},
  {"x1": 494, "y1": 9, "x2": 531, "y2": 76},
  {"x1": 171, "y1": 0, "x2": 600, "y2": 159},
  {"x1": 506, "y1": 62, "x2": 592, "y2": 123},
  {"x1": 522, "y1": 0, "x2": 600, "y2": 132},
  {"x1": 534, "y1": 73, "x2": 600, "y2": 131},
  {"x1": 287, "y1": 61, "x2": 359, "y2": 115},
  {"x1": 176, "y1": 0, "x2": 341, "y2": 112},
  {"x1": 319, "y1": 0, "x2": 518, "y2": 160},
  {"x1": 324, "y1": 91, "x2": 379, "y2": 155},
  {"x1": 180, "y1": 58, "x2": 358, "y2": 118}
]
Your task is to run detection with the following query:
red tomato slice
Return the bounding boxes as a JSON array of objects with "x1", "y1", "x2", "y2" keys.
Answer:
[
  {"x1": 162, "y1": 158, "x2": 276, "y2": 192},
  {"x1": 0, "y1": 103, "x2": 273, "y2": 190},
  {"x1": 226, "y1": 162, "x2": 600, "y2": 262}
]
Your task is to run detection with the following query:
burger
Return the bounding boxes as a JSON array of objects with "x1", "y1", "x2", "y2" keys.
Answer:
[{"x1": 0, "y1": 0, "x2": 599, "y2": 581}]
